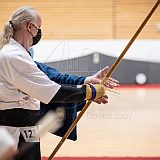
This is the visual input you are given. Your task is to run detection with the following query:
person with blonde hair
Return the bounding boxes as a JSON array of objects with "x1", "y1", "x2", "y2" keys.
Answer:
[{"x1": 0, "y1": 6, "x2": 114, "y2": 160}]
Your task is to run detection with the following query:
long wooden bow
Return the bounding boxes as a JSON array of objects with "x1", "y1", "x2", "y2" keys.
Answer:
[{"x1": 48, "y1": 1, "x2": 160, "y2": 159}]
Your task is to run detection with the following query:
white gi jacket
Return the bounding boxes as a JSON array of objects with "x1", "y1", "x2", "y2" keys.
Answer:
[
  {"x1": 0, "y1": 38, "x2": 61, "y2": 110},
  {"x1": 0, "y1": 38, "x2": 61, "y2": 145}
]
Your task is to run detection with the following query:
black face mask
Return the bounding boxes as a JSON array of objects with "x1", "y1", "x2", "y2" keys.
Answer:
[{"x1": 32, "y1": 29, "x2": 42, "y2": 46}]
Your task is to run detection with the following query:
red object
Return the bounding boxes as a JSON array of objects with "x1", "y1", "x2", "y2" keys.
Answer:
[
  {"x1": 42, "y1": 157, "x2": 160, "y2": 160},
  {"x1": 119, "y1": 84, "x2": 160, "y2": 89}
]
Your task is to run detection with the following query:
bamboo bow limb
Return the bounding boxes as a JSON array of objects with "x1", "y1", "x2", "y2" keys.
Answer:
[{"x1": 48, "y1": 1, "x2": 160, "y2": 159}]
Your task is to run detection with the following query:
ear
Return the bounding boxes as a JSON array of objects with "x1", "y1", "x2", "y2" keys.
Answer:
[{"x1": 27, "y1": 22, "x2": 32, "y2": 32}]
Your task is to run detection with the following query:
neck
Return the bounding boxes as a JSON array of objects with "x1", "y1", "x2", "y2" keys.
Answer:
[{"x1": 12, "y1": 31, "x2": 30, "y2": 50}]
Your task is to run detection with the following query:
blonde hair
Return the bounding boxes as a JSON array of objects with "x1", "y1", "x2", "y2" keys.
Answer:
[{"x1": 0, "y1": 6, "x2": 38, "y2": 49}]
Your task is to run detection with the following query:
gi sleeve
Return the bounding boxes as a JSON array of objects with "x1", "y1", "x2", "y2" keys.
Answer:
[
  {"x1": 1, "y1": 52, "x2": 61, "y2": 104},
  {"x1": 35, "y1": 61, "x2": 86, "y2": 85}
]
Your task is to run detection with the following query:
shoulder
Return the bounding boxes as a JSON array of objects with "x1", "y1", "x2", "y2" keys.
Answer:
[{"x1": 0, "y1": 43, "x2": 36, "y2": 70}]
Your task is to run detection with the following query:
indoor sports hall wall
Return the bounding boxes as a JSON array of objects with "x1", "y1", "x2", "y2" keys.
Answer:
[{"x1": 0, "y1": 0, "x2": 160, "y2": 39}]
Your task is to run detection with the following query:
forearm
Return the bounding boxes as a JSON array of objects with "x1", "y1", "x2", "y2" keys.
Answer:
[
  {"x1": 55, "y1": 74, "x2": 86, "y2": 85},
  {"x1": 51, "y1": 85, "x2": 86, "y2": 103},
  {"x1": 35, "y1": 61, "x2": 86, "y2": 85},
  {"x1": 50, "y1": 83, "x2": 105, "y2": 103}
]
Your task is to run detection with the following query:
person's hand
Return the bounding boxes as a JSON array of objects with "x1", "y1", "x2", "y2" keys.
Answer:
[
  {"x1": 84, "y1": 66, "x2": 119, "y2": 104},
  {"x1": 93, "y1": 95, "x2": 108, "y2": 104},
  {"x1": 84, "y1": 66, "x2": 119, "y2": 89},
  {"x1": 84, "y1": 84, "x2": 106, "y2": 101}
]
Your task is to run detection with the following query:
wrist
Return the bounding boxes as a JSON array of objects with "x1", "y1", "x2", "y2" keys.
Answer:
[{"x1": 84, "y1": 76, "x2": 93, "y2": 84}]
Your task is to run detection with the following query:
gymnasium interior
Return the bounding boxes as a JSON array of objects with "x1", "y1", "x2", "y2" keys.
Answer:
[{"x1": 0, "y1": 0, "x2": 160, "y2": 160}]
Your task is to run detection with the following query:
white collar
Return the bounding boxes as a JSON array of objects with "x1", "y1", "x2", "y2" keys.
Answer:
[{"x1": 10, "y1": 38, "x2": 30, "y2": 55}]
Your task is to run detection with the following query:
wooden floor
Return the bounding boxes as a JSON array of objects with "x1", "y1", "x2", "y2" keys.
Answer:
[{"x1": 41, "y1": 86, "x2": 160, "y2": 157}]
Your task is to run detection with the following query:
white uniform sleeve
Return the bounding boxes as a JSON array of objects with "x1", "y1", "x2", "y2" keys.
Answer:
[{"x1": 1, "y1": 52, "x2": 61, "y2": 104}]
